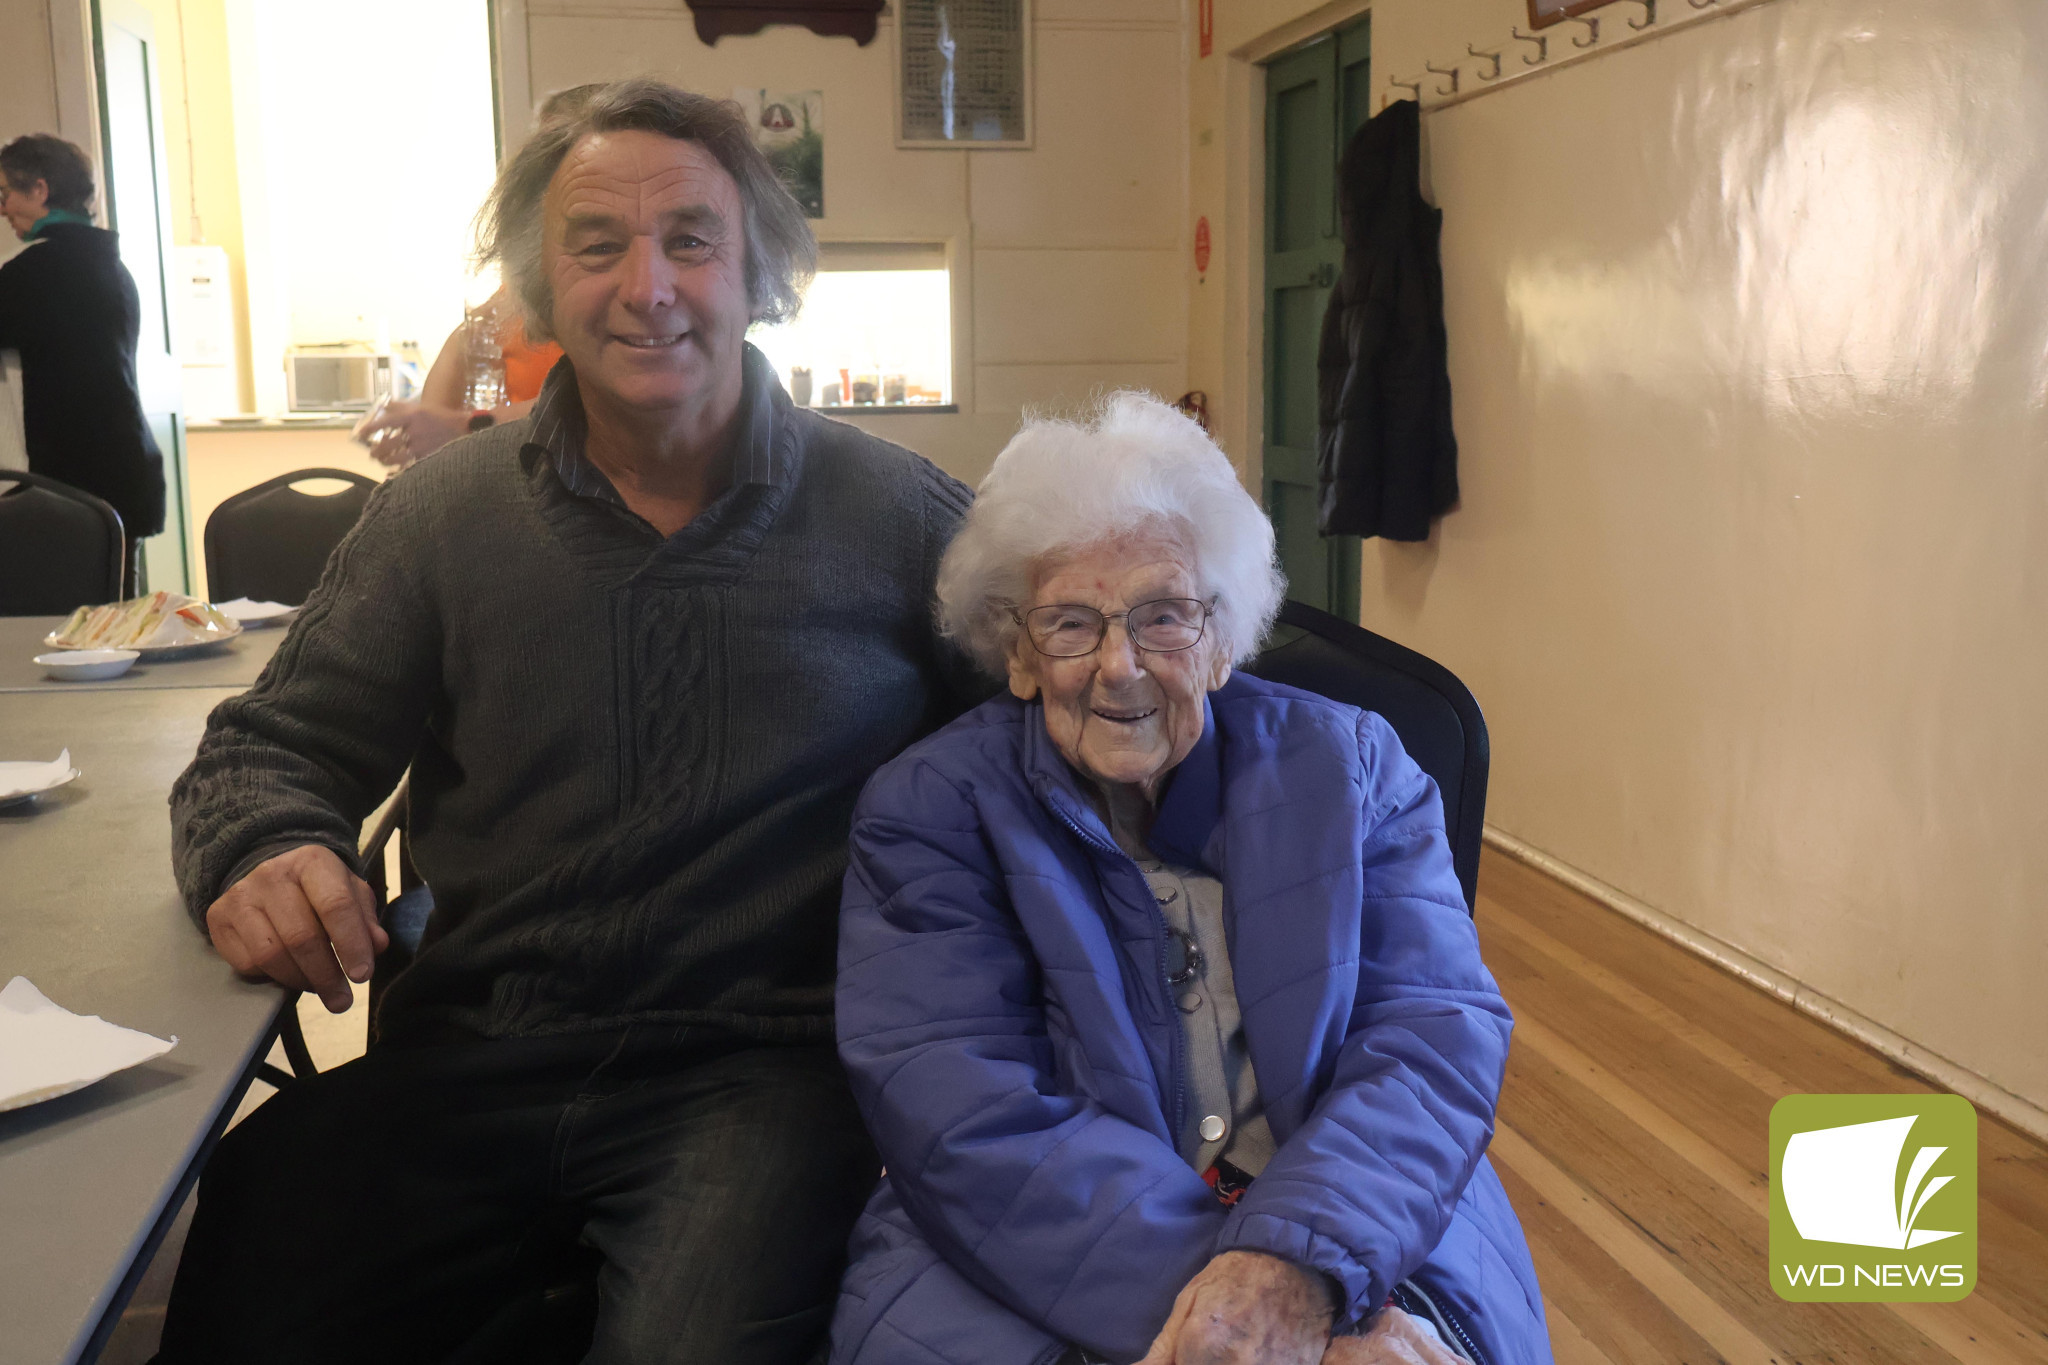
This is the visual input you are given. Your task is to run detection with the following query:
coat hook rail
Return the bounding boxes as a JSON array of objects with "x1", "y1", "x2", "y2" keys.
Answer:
[
  {"x1": 1568, "y1": 13, "x2": 1601, "y2": 46},
  {"x1": 1423, "y1": 60, "x2": 1462, "y2": 96},
  {"x1": 1508, "y1": 26, "x2": 1549, "y2": 63},
  {"x1": 1466, "y1": 43, "x2": 1504, "y2": 80}
]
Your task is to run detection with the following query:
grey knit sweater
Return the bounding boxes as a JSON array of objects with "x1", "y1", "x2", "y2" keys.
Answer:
[{"x1": 170, "y1": 353, "x2": 979, "y2": 1044}]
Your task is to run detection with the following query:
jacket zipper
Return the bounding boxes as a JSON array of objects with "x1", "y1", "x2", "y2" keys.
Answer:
[
  {"x1": 1042, "y1": 794, "x2": 1189, "y2": 1147},
  {"x1": 1394, "y1": 1278, "x2": 1487, "y2": 1365}
]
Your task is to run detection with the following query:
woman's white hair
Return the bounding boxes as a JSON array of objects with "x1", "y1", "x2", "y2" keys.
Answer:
[{"x1": 938, "y1": 391, "x2": 1287, "y2": 676}]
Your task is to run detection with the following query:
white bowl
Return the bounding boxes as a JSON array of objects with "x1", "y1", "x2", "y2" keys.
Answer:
[{"x1": 35, "y1": 649, "x2": 141, "y2": 681}]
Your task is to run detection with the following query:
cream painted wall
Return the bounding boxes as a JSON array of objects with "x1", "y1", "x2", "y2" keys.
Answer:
[
  {"x1": 1193, "y1": 0, "x2": 2048, "y2": 1131},
  {"x1": 501, "y1": 0, "x2": 1188, "y2": 486}
]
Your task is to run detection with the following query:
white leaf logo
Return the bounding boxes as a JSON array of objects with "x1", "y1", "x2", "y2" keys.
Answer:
[{"x1": 1782, "y1": 1115, "x2": 1960, "y2": 1250}]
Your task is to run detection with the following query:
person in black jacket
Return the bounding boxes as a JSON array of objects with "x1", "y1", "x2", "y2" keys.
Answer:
[{"x1": 0, "y1": 133, "x2": 166, "y2": 592}]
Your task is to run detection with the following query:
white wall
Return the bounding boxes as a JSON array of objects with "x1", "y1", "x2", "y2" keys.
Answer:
[
  {"x1": 1197, "y1": 0, "x2": 2048, "y2": 1134},
  {"x1": 500, "y1": 0, "x2": 1189, "y2": 486}
]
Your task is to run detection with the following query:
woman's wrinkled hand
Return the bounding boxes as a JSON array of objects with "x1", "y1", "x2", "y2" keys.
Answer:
[
  {"x1": 1319, "y1": 1307, "x2": 1466, "y2": 1365},
  {"x1": 1135, "y1": 1250, "x2": 1336, "y2": 1365}
]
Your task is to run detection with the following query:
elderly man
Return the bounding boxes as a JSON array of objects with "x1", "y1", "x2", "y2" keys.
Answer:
[{"x1": 158, "y1": 81, "x2": 977, "y2": 1365}]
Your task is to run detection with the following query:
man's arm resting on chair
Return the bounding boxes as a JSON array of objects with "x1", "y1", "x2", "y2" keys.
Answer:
[{"x1": 171, "y1": 478, "x2": 438, "y2": 1013}]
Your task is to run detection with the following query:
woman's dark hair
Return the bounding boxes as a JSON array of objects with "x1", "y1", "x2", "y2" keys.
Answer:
[
  {"x1": 0, "y1": 134, "x2": 96, "y2": 214},
  {"x1": 476, "y1": 79, "x2": 815, "y2": 338}
]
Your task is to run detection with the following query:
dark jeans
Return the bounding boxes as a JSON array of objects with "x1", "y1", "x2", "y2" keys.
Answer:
[{"x1": 157, "y1": 1026, "x2": 878, "y2": 1365}]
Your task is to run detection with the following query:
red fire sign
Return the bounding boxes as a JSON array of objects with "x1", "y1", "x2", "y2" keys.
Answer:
[{"x1": 1194, "y1": 216, "x2": 1211, "y2": 275}]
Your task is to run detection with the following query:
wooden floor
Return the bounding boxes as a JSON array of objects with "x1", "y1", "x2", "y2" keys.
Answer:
[{"x1": 1479, "y1": 846, "x2": 2048, "y2": 1365}]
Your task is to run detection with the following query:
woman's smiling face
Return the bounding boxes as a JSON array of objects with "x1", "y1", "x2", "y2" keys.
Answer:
[{"x1": 1007, "y1": 532, "x2": 1231, "y2": 797}]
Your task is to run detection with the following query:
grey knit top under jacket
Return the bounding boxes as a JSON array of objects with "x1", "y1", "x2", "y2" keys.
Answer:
[{"x1": 170, "y1": 347, "x2": 981, "y2": 1044}]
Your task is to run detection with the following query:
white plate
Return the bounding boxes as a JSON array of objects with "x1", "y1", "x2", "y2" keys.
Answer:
[
  {"x1": 214, "y1": 597, "x2": 299, "y2": 628},
  {"x1": 34, "y1": 649, "x2": 139, "y2": 681},
  {"x1": 0, "y1": 755, "x2": 81, "y2": 806},
  {"x1": 44, "y1": 618, "x2": 242, "y2": 658}
]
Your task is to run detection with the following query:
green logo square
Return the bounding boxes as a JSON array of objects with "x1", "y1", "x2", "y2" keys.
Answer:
[{"x1": 1770, "y1": 1093, "x2": 1976, "y2": 1301}]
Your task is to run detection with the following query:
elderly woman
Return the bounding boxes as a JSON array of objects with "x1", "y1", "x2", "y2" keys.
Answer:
[{"x1": 830, "y1": 394, "x2": 1549, "y2": 1365}]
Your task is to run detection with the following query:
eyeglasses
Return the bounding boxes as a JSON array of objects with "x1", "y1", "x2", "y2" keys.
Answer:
[{"x1": 1013, "y1": 598, "x2": 1215, "y2": 658}]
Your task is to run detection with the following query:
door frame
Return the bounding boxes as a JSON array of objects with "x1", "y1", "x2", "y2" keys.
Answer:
[
  {"x1": 93, "y1": 0, "x2": 196, "y2": 593},
  {"x1": 1209, "y1": 1, "x2": 1373, "y2": 495}
]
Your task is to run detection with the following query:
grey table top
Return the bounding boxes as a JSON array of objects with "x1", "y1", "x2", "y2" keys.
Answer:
[
  {"x1": 0, "y1": 687, "x2": 283, "y2": 1365},
  {"x1": 0, "y1": 615, "x2": 285, "y2": 694}
]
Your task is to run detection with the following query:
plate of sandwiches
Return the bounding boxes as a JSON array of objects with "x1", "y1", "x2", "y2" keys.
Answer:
[{"x1": 45, "y1": 592, "x2": 244, "y2": 659}]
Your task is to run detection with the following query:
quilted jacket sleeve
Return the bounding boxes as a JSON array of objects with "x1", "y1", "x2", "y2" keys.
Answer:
[
  {"x1": 838, "y1": 757, "x2": 1226, "y2": 1362},
  {"x1": 1215, "y1": 711, "x2": 1512, "y2": 1326}
]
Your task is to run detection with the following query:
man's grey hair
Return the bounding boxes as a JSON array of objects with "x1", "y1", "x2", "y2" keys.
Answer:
[
  {"x1": 475, "y1": 78, "x2": 815, "y2": 339},
  {"x1": 937, "y1": 392, "x2": 1287, "y2": 676}
]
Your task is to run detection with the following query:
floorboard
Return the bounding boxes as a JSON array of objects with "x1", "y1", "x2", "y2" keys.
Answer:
[{"x1": 1479, "y1": 845, "x2": 2048, "y2": 1364}]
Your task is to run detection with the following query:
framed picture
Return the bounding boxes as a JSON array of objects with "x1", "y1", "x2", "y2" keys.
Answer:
[
  {"x1": 1526, "y1": 0, "x2": 1619, "y2": 27},
  {"x1": 736, "y1": 89, "x2": 825, "y2": 218},
  {"x1": 895, "y1": 0, "x2": 1033, "y2": 149}
]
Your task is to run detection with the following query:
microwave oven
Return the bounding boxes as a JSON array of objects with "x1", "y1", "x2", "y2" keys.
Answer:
[{"x1": 285, "y1": 348, "x2": 391, "y2": 411}]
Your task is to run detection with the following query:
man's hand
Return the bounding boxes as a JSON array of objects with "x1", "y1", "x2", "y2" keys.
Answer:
[
  {"x1": 1136, "y1": 1249, "x2": 1336, "y2": 1365},
  {"x1": 1320, "y1": 1307, "x2": 1465, "y2": 1365},
  {"x1": 204, "y1": 845, "x2": 388, "y2": 1013}
]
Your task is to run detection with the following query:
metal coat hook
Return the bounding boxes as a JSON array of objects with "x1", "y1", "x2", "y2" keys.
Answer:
[
  {"x1": 1387, "y1": 74, "x2": 1423, "y2": 103},
  {"x1": 1423, "y1": 60, "x2": 1462, "y2": 96},
  {"x1": 1466, "y1": 43, "x2": 1504, "y2": 81},
  {"x1": 1629, "y1": 0, "x2": 1656, "y2": 27},
  {"x1": 1688, "y1": 0, "x2": 1718, "y2": 8},
  {"x1": 1508, "y1": 26, "x2": 1549, "y2": 64},
  {"x1": 1568, "y1": 13, "x2": 1600, "y2": 46}
]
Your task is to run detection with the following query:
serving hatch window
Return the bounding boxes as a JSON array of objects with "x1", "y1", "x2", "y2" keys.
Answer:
[{"x1": 748, "y1": 243, "x2": 953, "y2": 409}]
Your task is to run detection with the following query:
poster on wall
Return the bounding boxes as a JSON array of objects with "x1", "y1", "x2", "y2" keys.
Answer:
[
  {"x1": 735, "y1": 88, "x2": 824, "y2": 218},
  {"x1": 896, "y1": 0, "x2": 1032, "y2": 148}
]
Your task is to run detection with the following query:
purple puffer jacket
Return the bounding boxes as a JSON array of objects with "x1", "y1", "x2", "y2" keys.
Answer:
[{"x1": 831, "y1": 673, "x2": 1550, "y2": 1365}]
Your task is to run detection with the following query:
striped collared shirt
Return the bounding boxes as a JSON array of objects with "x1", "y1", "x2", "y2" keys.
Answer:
[{"x1": 522, "y1": 353, "x2": 786, "y2": 515}]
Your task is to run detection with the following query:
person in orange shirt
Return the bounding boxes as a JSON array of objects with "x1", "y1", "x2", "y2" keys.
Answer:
[{"x1": 354, "y1": 86, "x2": 594, "y2": 468}]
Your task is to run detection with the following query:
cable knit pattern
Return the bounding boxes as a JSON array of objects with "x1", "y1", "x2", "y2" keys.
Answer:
[{"x1": 170, "y1": 348, "x2": 983, "y2": 1044}]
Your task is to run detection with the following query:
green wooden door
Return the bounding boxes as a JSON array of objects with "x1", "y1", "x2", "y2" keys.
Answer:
[{"x1": 1262, "y1": 17, "x2": 1371, "y2": 621}]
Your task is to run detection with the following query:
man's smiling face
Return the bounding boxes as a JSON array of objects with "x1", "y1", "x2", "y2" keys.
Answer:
[{"x1": 542, "y1": 129, "x2": 752, "y2": 416}]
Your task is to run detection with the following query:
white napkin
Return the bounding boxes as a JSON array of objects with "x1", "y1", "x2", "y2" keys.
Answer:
[
  {"x1": 0, "y1": 977, "x2": 177, "y2": 1113},
  {"x1": 0, "y1": 749, "x2": 72, "y2": 801},
  {"x1": 213, "y1": 598, "x2": 296, "y2": 626}
]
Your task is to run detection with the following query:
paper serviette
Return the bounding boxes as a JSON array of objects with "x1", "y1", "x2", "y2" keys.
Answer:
[
  {"x1": 0, "y1": 976, "x2": 177, "y2": 1113},
  {"x1": 0, "y1": 750, "x2": 72, "y2": 801}
]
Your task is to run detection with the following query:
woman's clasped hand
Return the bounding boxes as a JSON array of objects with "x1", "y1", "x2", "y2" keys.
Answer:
[{"x1": 1135, "y1": 1251, "x2": 1466, "y2": 1365}]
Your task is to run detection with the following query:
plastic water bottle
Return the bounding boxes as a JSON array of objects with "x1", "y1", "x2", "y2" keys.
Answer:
[{"x1": 462, "y1": 306, "x2": 506, "y2": 411}]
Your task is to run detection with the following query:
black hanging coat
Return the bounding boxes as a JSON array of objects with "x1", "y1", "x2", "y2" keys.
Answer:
[
  {"x1": 0, "y1": 222, "x2": 166, "y2": 537},
  {"x1": 1315, "y1": 98, "x2": 1457, "y2": 542}
]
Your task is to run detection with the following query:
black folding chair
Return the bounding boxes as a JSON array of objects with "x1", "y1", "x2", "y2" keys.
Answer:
[
  {"x1": 1245, "y1": 599, "x2": 1490, "y2": 913},
  {"x1": 0, "y1": 469, "x2": 125, "y2": 615},
  {"x1": 203, "y1": 468, "x2": 376, "y2": 606}
]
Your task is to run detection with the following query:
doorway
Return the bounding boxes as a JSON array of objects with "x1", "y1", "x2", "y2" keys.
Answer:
[
  {"x1": 94, "y1": 0, "x2": 191, "y2": 594},
  {"x1": 1261, "y1": 15, "x2": 1370, "y2": 621}
]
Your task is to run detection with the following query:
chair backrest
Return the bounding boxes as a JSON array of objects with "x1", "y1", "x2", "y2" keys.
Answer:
[
  {"x1": 1244, "y1": 599, "x2": 1490, "y2": 913},
  {"x1": 0, "y1": 470, "x2": 126, "y2": 615},
  {"x1": 203, "y1": 468, "x2": 377, "y2": 606}
]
